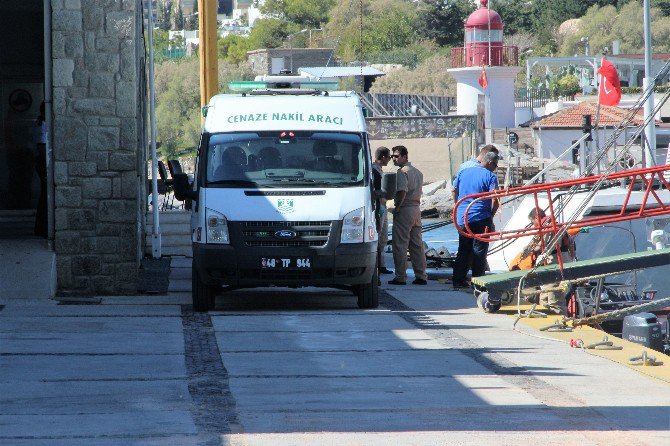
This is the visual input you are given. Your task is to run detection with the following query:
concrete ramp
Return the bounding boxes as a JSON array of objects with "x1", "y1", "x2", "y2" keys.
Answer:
[{"x1": 0, "y1": 239, "x2": 56, "y2": 300}]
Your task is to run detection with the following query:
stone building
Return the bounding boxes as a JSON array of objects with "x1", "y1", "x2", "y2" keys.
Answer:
[
  {"x1": 0, "y1": 0, "x2": 147, "y2": 295},
  {"x1": 248, "y1": 48, "x2": 335, "y2": 76}
]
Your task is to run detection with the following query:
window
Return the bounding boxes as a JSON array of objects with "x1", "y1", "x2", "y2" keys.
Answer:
[{"x1": 205, "y1": 132, "x2": 367, "y2": 188}]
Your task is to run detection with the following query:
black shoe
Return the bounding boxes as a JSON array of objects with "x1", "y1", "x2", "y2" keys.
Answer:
[
  {"x1": 412, "y1": 278, "x2": 427, "y2": 285},
  {"x1": 452, "y1": 281, "x2": 470, "y2": 288},
  {"x1": 388, "y1": 279, "x2": 406, "y2": 285},
  {"x1": 379, "y1": 268, "x2": 394, "y2": 275}
]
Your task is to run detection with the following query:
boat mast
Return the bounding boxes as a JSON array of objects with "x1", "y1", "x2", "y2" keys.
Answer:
[{"x1": 643, "y1": 0, "x2": 656, "y2": 167}]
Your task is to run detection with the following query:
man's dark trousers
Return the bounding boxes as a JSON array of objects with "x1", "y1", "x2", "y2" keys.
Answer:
[{"x1": 453, "y1": 218, "x2": 492, "y2": 283}]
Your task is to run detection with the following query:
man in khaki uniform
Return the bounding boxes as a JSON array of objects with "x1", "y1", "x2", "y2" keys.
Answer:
[{"x1": 389, "y1": 146, "x2": 428, "y2": 285}]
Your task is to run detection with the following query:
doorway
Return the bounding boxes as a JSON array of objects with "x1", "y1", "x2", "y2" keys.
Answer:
[{"x1": 0, "y1": 0, "x2": 46, "y2": 237}]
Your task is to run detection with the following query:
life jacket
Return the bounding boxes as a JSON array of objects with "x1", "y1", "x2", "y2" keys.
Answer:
[{"x1": 508, "y1": 217, "x2": 576, "y2": 271}]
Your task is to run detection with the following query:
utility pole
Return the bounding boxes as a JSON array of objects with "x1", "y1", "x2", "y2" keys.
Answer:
[
  {"x1": 198, "y1": 0, "x2": 218, "y2": 118},
  {"x1": 147, "y1": 0, "x2": 161, "y2": 259}
]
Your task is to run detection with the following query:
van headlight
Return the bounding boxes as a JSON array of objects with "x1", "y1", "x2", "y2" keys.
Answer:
[
  {"x1": 341, "y1": 207, "x2": 364, "y2": 243},
  {"x1": 206, "y1": 208, "x2": 230, "y2": 244}
]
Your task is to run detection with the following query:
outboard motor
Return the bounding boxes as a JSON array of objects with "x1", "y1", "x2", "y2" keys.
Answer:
[{"x1": 622, "y1": 312, "x2": 663, "y2": 352}]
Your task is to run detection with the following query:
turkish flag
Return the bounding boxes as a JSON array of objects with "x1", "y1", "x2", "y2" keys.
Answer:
[
  {"x1": 597, "y1": 58, "x2": 621, "y2": 106},
  {"x1": 478, "y1": 66, "x2": 488, "y2": 90}
]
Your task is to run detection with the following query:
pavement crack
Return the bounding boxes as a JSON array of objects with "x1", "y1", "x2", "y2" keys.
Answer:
[{"x1": 181, "y1": 305, "x2": 242, "y2": 437}]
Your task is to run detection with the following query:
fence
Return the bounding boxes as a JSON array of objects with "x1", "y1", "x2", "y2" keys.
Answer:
[
  {"x1": 366, "y1": 116, "x2": 476, "y2": 181},
  {"x1": 515, "y1": 88, "x2": 551, "y2": 109},
  {"x1": 359, "y1": 93, "x2": 456, "y2": 117}
]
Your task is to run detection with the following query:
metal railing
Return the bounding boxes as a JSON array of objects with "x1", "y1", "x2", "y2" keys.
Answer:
[
  {"x1": 450, "y1": 46, "x2": 519, "y2": 68},
  {"x1": 515, "y1": 87, "x2": 552, "y2": 109},
  {"x1": 359, "y1": 93, "x2": 456, "y2": 117}
]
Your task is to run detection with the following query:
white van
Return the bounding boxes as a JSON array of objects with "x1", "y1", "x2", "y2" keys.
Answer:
[{"x1": 174, "y1": 78, "x2": 380, "y2": 311}]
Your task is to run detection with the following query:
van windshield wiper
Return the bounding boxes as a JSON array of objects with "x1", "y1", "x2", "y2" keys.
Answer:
[
  {"x1": 207, "y1": 179, "x2": 262, "y2": 187},
  {"x1": 270, "y1": 178, "x2": 317, "y2": 183}
]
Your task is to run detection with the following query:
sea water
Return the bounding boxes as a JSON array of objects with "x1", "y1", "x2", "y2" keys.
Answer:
[
  {"x1": 388, "y1": 218, "x2": 459, "y2": 255},
  {"x1": 421, "y1": 219, "x2": 460, "y2": 254}
]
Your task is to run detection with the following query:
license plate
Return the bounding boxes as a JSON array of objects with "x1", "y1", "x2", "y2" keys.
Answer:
[{"x1": 261, "y1": 257, "x2": 312, "y2": 269}]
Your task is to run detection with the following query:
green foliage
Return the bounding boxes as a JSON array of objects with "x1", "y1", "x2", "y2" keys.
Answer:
[
  {"x1": 325, "y1": 0, "x2": 419, "y2": 63},
  {"x1": 417, "y1": 0, "x2": 471, "y2": 47},
  {"x1": 531, "y1": 0, "x2": 621, "y2": 48},
  {"x1": 156, "y1": 0, "x2": 171, "y2": 31},
  {"x1": 495, "y1": 1, "x2": 534, "y2": 36},
  {"x1": 154, "y1": 58, "x2": 200, "y2": 159},
  {"x1": 218, "y1": 34, "x2": 253, "y2": 65},
  {"x1": 366, "y1": 41, "x2": 443, "y2": 69},
  {"x1": 620, "y1": 85, "x2": 670, "y2": 94},
  {"x1": 185, "y1": 0, "x2": 198, "y2": 30},
  {"x1": 558, "y1": 2, "x2": 670, "y2": 56},
  {"x1": 652, "y1": 0, "x2": 670, "y2": 16},
  {"x1": 247, "y1": 18, "x2": 300, "y2": 50},
  {"x1": 173, "y1": 4, "x2": 184, "y2": 30},
  {"x1": 261, "y1": 0, "x2": 336, "y2": 28},
  {"x1": 149, "y1": 29, "x2": 171, "y2": 63},
  {"x1": 369, "y1": 54, "x2": 456, "y2": 96},
  {"x1": 153, "y1": 58, "x2": 254, "y2": 159},
  {"x1": 554, "y1": 74, "x2": 580, "y2": 98}
]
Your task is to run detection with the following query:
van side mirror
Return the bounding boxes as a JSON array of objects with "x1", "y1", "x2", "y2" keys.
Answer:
[
  {"x1": 173, "y1": 173, "x2": 197, "y2": 202},
  {"x1": 381, "y1": 172, "x2": 396, "y2": 200}
]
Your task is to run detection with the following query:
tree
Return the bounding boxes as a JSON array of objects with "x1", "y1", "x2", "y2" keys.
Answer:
[
  {"x1": 417, "y1": 0, "x2": 472, "y2": 47},
  {"x1": 558, "y1": 2, "x2": 670, "y2": 56},
  {"x1": 173, "y1": 2, "x2": 185, "y2": 30},
  {"x1": 495, "y1": 0, "x2": 534, "y2": 36},
  {"x1": 151, "y1": 29, "x2": 171, "y2": 63},
  {"x1": 261, "y1": 0, "x2": 336, "y2": 28},
  {"x1": 531, "y1": 0, "x2": 621, "y2": 48},
  {"x1": 154, "y1": 58, "x2": 254, "y2": 159},
  {"x1": 185, "y1": 0, "x2": 198, "y2": 30},
  {"x1": 550, "y1": 73, "x2": 580, "y2": 98},
  {"x1": 369, "y1": 54, "x2": 457, "y2": 96},
  {"x1": 247, "y1": 18, "x2": 300, "y2": 50},
  {"x1": 157, "y1": 0, "x2": 172, "y2": 31},
  {"x1": 218, "y1": 34, "x2": 253, "y2": 64},
  {"x1": 325, "y1": 0, "x2": 420, "y2": 63},
  {"x1": 653, "y1": 0, "x2": 670, "y2": 16}
]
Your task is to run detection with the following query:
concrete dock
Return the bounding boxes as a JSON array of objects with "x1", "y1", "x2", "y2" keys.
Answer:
[{"x1": 0, "y1": 256, "x2": 668, "y2": 445}]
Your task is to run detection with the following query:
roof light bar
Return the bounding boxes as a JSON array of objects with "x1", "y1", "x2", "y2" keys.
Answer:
[{"x1": 227, "y1": 81, "x2": 339, "y2": 92}]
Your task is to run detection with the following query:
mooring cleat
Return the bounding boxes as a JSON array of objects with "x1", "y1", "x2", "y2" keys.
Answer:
[
  {"x1": 520, "y1": 304, "x2": 547, "y2": 319},
  {"x1": 540, "y1": 318, "x2": 573, "y2": 332},
  {"x1": 628, "y1": 351, "x2": 662, "y2": 366},
  {"x1": 585, "y1": 336, "x2": 623, "y2": 350}
]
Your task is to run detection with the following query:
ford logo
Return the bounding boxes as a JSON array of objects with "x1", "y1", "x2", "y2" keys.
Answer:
[{"x1": 275, "y1": 230, "x2": 297, "y2": 239}]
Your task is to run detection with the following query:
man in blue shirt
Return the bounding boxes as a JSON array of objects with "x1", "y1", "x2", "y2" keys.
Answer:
[
  {"x1": 451, "y1": 145, "x2": 499, "y2": 204},
  {"x1": 452, "y1": 151, "x2": 500, "y2": 288}
]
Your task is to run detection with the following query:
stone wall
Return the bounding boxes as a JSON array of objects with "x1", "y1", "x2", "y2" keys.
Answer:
[{"x1": 51, "y1": 0, "x2": 144, "y2": 294}]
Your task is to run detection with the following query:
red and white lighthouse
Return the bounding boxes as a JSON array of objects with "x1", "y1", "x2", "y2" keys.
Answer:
[
  {"x1": 464, "y1": 0, "x2": 504, "y2": 67},
  {"x1": 448, "y1": 0, "x2": 521, "y2": 136}
]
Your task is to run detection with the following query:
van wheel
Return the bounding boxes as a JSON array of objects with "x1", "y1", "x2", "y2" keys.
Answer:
[
  {"x1": 355, "y1": 267, "x2": 379, "y2": 309},
  {"x1": 192, "y1": 265, "x2": 215, "y2": 312}
]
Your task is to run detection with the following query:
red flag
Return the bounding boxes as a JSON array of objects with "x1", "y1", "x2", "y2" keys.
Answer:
[
  {"x1": 597, "y1": 57, "x2": 621, "y2": 106},
  {"x1": 478, "y1": 66, "x2": 488, "y2": 90}
]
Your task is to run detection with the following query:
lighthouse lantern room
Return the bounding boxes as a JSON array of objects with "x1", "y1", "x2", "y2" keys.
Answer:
[
  {"x1": 448, "y1": 0, "x2": 521, "y2": 137},
  {"x1": 464, "y1": 0, "x2": 504, "y2": 67}
]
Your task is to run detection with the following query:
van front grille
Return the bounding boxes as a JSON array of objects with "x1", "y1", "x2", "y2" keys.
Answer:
[{"x1": 241, "y1": 221, "x2": 332, "y2": 247}]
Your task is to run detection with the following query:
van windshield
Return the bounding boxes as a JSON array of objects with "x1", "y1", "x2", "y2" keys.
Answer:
[{"x1": 205, "y1": 132, "x2": 367, "y2": 188}]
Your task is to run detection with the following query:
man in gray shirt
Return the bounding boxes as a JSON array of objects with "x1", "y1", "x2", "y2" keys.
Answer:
[{"x1": 372, "y1": 146, "x2": 393, "y2": 275}]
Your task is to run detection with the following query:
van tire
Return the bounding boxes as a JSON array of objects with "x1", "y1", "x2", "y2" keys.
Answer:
[
  {"x1": 192, "y1": 265, "x2": 215, "y2": 312},
  {"x1": 355, "y1": 267, "x2": 379, "y2": 309}
]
